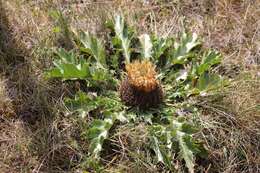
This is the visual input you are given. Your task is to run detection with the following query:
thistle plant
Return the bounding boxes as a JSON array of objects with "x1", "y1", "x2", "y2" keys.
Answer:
[{"x1": 46, "y1": 15, "x2": 227, "y2": 172}]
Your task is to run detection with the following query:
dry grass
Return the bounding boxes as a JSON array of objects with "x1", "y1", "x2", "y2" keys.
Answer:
[
  {"x1": 196, "y1": 76, "x2": 260, "y2": 172},
  {"x1": 0, "y1": 0, "x2": 259, "y2": 172}
]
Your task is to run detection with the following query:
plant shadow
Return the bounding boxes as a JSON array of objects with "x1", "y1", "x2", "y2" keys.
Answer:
[{"x1": 0, "y1": 1, "x2": 79, "y2": 172}]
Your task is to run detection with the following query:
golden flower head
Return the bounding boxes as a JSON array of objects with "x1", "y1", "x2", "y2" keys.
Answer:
[{"x1": 125, "y1": 60, "x2": 158, "y2": 92}]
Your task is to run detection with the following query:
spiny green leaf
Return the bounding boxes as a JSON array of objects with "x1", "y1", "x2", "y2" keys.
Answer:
[
  {"x1": 90, "y1": 67, "x2": 109, "y2": 81},
  {"x1": 55, "y1": 48, "x2": 76, "y2": 63},
  {"x1": 88, "y1": 118, "x2": 111, "y2": 158},
  {"x1": 172, "y1": 32, "x2": 200, "y2": 65},
  {"x1": 45, "y1": 49, "x2": 90, "y2": 80},
  {"x1": 195, "y1": 73, "x2": 224, "y2": 93},
  {"x1": 65, "y1": 92, "x2": 124, "y2": 118},
  {"x1": 169, "y1": 119, "x2": 195, "y2": 173},
  {"x1": 171, "y1": 118, "x2": 203, "y2": 173},
  {"x1": 114, "y1": 15, "x2": 131, "y2": 63},
  {"x1": 149, "y1": 117, "x2": 206, "y2": 173},
  {"x1": 177, "y1": 131, "x2": 195, "y2": 173},
  {"x1": 114, "y1": 111, "x2": 129, "y2": 123},
  {"x1": 152, "y1": 36, "x2": 173, "y2": 62},
  {"x1": 176, "y1": 69, "x2": 189, "y2": 82},
  {"x1": 65, "y1": 91, "x2": 98, "y2": 118},
  {"x1": 151, "y1": 136, "x2": 164, "y2": 163},
  {"x1": 77, "y1": 31, "x2": 107, "y2": 68},
  {"x1": 150, "y1": 136, "x2": 172, "y2": 168},
  {"x1": 139, "y1": 34, "x2": 153, "y2": 60},
  {"x1": 87, "y1": 111, "x2": 127, "y2": 159},
  {"x1": 149, "y1": 125, "x2": 173, "y2": 168},
  {"x1": 46, "y1": 48, "x2": 115, "y2": 87},
  {"x1": 181, "y1": 122, "x2": 199, "y2": 134},
  {"x1": 197, "y1": 51, "x2": 222, "y2": 75}
]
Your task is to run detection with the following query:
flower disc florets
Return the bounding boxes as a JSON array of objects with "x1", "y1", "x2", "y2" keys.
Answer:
[{"x1": 125, "y1": 60, "x2": 158, "y2": 92}]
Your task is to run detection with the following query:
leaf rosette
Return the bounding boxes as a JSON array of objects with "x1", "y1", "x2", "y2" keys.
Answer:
[{"x1": 46, "y1": 14, "x2": 228, "y2": 172}]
